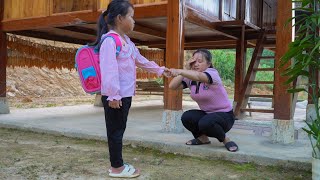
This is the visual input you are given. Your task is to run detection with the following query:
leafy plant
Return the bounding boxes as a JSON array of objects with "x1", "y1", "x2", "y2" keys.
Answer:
[
  {"x1": 210, "y1": 50, "x2": 236, "y2": 81},
  {"x1": 280, "y1": 0, "x2": 320, "y2": 158}
]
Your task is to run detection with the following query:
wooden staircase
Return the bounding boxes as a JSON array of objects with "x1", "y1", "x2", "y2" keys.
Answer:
[{"x1": 234, "y1": 30, "x2": 276, "y2": 117}]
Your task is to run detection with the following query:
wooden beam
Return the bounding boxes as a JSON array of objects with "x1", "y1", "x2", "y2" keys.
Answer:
[
  {"x1": 2, "y1": 2, "x2": 167, "y2": 32},
  {"x1": 35, "y1": 28, "x2": 96, "y2": 42},
  {"x1": 164, "y1": 0, "x2": 184, "y2": 110},
  {"x1": 183, "y1": 45, "x2": 239, "y2": 50},
  {"x1": 134, "y1": 2, "x2": 167, "y2": 19},
  {"x1": 184, "y1": 6, "x2": 238, "y2": 40},
  {"x1": 133, "y1": 24, "x2": 166, "y2": 39},
  {"x1": 57, "y1": 26, "x2": 97, "y2": 35},
  {"x1": 3, "y1": 11, "x2": 101, "y2": 32},
  {"x1": 148, "y1": 40, "x2": 236, "y2": 49},
  {"x1": 274, "y1": 0, "x2": 293, "y2": 120},
  {"x1": 142, "y1": 36, "x2": 235, "y2": 47},
  {"x1": 11, "y1": 30, "x2": 89, "y2": 45},
  {"x1": 187, "y1": 35, "x2": 234, "y2": 42},
  {"x1": 0, "y1": 0, "x2": 6, "y2": 97}
]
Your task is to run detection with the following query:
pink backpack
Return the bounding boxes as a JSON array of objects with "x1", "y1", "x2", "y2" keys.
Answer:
[{"x1": 75, "y1": 33, "x2": 122, "y2": 94}]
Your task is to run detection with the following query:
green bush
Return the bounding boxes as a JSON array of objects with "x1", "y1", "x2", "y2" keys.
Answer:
[{"x1": 210, "y1": 50, "x2": 235, "y2": 81}]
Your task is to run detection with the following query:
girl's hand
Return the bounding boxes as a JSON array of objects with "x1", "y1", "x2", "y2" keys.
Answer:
[{"x1": 109, "y1": 100, "x2": 122, "y2": 109}]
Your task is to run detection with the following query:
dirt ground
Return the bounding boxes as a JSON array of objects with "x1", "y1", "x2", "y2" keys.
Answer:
[{"x1": 0, "y1": 128, "x2": 311, "y2": 180}]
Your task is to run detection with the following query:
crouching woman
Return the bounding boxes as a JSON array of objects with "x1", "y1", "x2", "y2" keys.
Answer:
[{"x1": 168, "y1": 49, "x2": 238, "y2": 152}]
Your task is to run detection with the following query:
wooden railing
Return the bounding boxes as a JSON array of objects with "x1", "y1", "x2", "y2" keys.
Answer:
[{"x1": 185, "y1": 0, "x2": 276, "y2": 28}]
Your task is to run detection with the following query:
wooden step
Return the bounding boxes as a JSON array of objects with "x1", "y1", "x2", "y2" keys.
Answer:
[
  {"x1": 257, "y1": 56, "x2": 275, "y2": 59},
  {"x1": 253, "y1": 68, "x2": 275, "y2": 71},
  {"x1": 249, "y1": 81, "x2": 274, "y2": 84},
  {"x1": 241, "y1": 108, "x2": 274, "y2": 113},
  {"x1": 246, "y1": 94, "x2": 274, "y2": 98}
]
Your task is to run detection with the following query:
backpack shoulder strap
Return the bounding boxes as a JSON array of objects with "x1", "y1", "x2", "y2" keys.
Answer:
[
  {"x1": 95, "y1": 33, "x2": 122, "y2": 56},
  {"x1": 107, "y1": 33, "x2": 122, "y2": 56}
]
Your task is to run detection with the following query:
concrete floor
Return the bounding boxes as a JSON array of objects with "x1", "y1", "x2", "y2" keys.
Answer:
[{"x1": 0, "y1": 99, "x2": 313, "y2": 170}]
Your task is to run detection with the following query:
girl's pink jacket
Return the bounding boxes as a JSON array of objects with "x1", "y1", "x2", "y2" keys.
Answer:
[{"x1": 99, "y1": 30, "x2": 165, "y2": 101}]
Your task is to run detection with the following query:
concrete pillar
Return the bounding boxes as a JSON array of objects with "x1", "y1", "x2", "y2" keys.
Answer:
[
  {"x1": 271, "y1": 119, "x2": 294, "y2": 144},
  {"x1": 162, "y1": 110, "x2": 184, "y2": 133},
  {"x1": 0, "y1": 97, "x2": 9, "y2": 114},
  {"x1": 93, "y1": 94, "x2": 103, "y2": 107}
]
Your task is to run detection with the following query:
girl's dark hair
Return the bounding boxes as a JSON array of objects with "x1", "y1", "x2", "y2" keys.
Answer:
[
  {"x1": 90, "y1": 0, "x2": 133, "y2": 46},
  {"x1": 193, "y1": 49, "x2": 213, "y2": 68}
]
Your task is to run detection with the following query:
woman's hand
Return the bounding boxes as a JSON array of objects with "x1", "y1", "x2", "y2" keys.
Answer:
[
  {"x1": 169, "y1": 68, "x2": 182, "y2": 77},
  {"x1": 109, "y1": 100, "x2": 122, "y2": 109},
  {"x1": 185, "y1": 58, "x2": 196, "y2": 70}
]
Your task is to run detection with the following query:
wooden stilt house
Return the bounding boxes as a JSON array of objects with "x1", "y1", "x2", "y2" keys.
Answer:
[{"x1": 0, "y1": 0, "x2": 298, "y2": 142}]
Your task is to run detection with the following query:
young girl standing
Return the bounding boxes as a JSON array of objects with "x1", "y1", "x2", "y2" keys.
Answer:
[{"x1": 91, "y1": 0, "x2": 168, "y2": 178}]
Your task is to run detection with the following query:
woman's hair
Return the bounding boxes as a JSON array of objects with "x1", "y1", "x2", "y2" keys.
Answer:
[
  {"x1": 192, "y1": 49, "x2": 213, "y2": 68},
  {"x1": 90, "y1": 0, "x2": 133, "y2": 46}
]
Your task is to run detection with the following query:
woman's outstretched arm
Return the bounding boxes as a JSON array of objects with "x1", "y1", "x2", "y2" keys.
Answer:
[
  {"x1": 170, "y1": 69, "x2": 210, "y2": 84},
  {"x1": 169, "y1": 75, "x2": 184, "y2": 90}
]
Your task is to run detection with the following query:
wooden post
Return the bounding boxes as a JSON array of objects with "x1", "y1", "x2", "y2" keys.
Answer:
[
  {"x1": 0, "y1": 0, "x2": 9, "y2": 114},
  {"x1": 234, "y1": 25, "x2": 246, "y2": 110},
  {"x1": 272, "y1": 0, "x2": 294, "y2": 144},
  {"x1": 162, "y1": 0, "x2": 184, "y2": 133},
  {"x1": 274, "y1": 0, "x2": 293, "y2": 120},
  {"x1": 0, "y1": 32, "x2": 6, "y2": 98},
  {"x1": 0, "y1": 0, "x2": 7, "y2": 98},
  {"x1": 164, "y1": 0, "x2": 184, "y2": 110}
]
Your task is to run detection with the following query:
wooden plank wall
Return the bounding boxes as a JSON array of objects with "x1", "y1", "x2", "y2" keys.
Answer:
[
  {"x1": 3, "y1": 0, "x2": 167, "y2": 20},
  {"x1": 246, "y1": 0, "x2": 260, "y2": 25},
  {"x1": 262, "y1": 1, "x2": 276, "y2": 29},
  {"x1": 185, "y1": 0, "x2": 220, "y2": 18},
  {"x1": 245, "y1": 0, "x2": 276, "y2": 28},
  {"x1": 3, "y1": 0, "x2": 48, "y2": 20},
  {"x1": 53, "y1": 0, "x2": 94, "y2": 13},
  {"x1": 223, "y1": 0, "x2": 237, "y2": 20}
]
